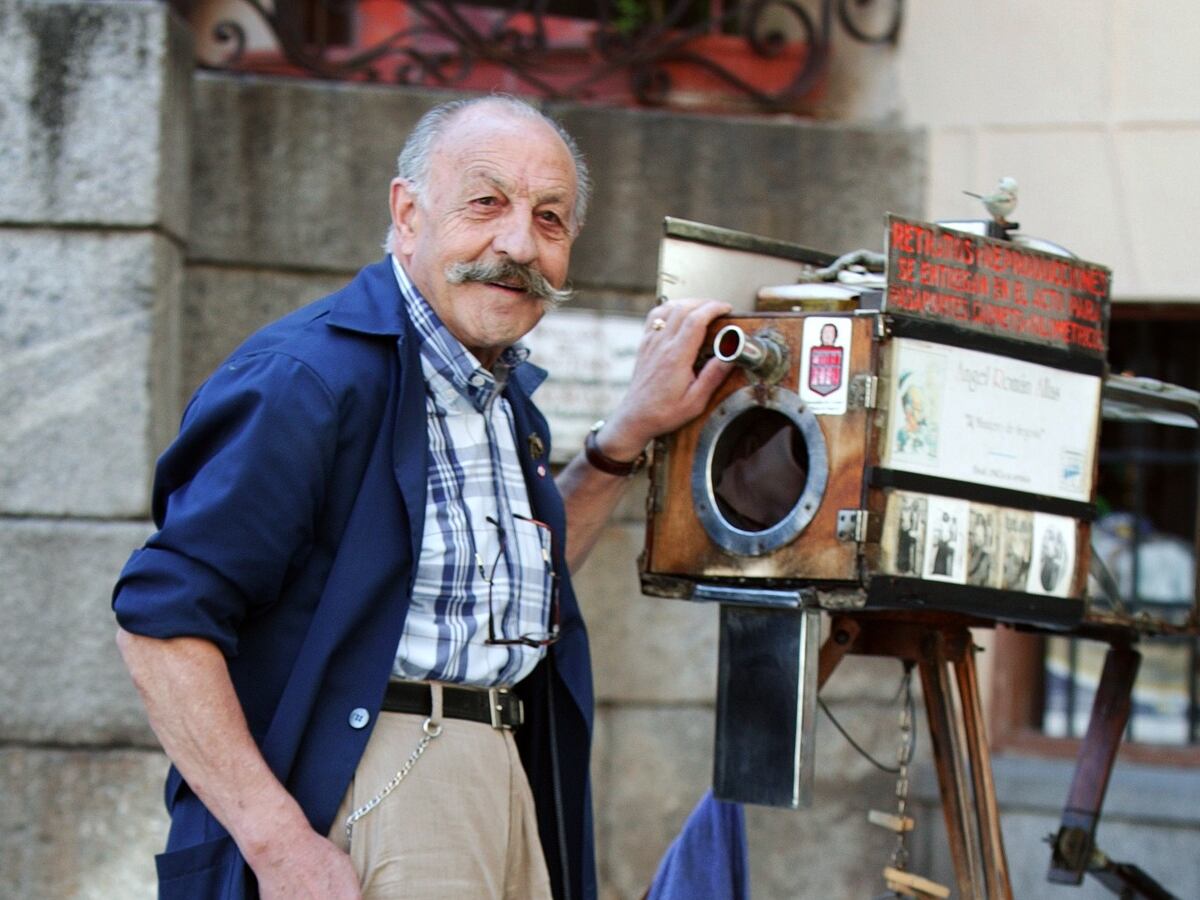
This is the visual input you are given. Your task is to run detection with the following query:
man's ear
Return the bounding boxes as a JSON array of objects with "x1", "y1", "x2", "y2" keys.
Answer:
[{"x1": 389, "y1": 178, "x2": 420, "y2": 255}]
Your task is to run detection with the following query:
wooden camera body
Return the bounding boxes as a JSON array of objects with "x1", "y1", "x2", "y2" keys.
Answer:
[
  {"x1": 644, "y1": 311, "x2": 875, "y2": 586},
  {"x1": 642, "y1": 216, "x2": 1111, "y2": 632}
]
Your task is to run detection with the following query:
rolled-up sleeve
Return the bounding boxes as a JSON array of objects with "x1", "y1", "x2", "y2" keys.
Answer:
[{"x1": 113, "y1": 351, "x2": 338, "y2": 656}]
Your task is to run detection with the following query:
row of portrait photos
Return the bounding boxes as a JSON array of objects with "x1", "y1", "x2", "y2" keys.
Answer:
[{"x1": 879, "y1": 490, "x2": 1078, "y2": 598}]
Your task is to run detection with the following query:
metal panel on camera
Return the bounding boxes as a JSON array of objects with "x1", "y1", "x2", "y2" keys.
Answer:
[
  {"x1": 713, "y1": 604, "x2": 820, "y2": 808},
  {"x1": 657, "y1": 217, "x2": 835, "y2": 312}
]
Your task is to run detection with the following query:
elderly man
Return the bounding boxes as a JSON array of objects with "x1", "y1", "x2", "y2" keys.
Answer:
[{"x1": 112, "y1": 95, "x2": 730, "y2": 900}]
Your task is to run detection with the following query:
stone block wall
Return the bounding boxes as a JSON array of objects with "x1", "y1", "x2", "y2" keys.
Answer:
[
  {"x1": 0, "y1": 2, "x2": 190, "y2": 896},
  {"x1": 899, "y1": 0, "x2": 1200, "y2": 301},
  {"x1": 0, "y1": 230, "x2": 181, "y2": 517}
]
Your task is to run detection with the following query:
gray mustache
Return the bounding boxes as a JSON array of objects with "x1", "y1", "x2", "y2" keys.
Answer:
[{"x1": 444, "y1": 259, "x2": 574, "y2": 308}]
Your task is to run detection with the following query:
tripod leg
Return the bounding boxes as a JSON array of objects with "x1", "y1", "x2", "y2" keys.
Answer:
[
  {"x1": 1048, "y1": 642, "x2": 1141, "y2": 885},
  {"x1": 955, "y1": 641, "x2": 1013, "y2": 899},
  {"x1": 919, "y1": 631, "x2": 985, "y2": 899}
]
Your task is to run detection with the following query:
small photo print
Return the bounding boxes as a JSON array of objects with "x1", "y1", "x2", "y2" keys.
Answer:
[
  {"x1": 999, "y1": 511, "x2": 1034, "y2": 592},
  {"x1": 892, "y1": 365, "x2": 941, "y2": 463},
  {"x1": 889, "y1": 493, "x2": 928, "y2": 577},
  {"x1": 966, "y1": 505, "x2": 1000, "y2": 588},
  {"x1": 923, "y1": 496, "x2": 969, "y2": 583},
  {"x1": 1028, "y1": 514, "x2": 1076, "y2": 597}
]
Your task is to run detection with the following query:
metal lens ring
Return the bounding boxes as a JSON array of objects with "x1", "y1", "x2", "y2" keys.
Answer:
[{"x1": 691, "y1": 386, "x2": 829, "y2": 557}]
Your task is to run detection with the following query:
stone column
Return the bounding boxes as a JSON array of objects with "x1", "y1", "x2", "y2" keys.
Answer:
[{"x1": 0, "y1": 2, "x2": 190, "y2": 895}]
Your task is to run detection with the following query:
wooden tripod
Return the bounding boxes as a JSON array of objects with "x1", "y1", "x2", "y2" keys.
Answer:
[
  {"x1": 819, "y1": 615, "x2": 1013, "y2": 899},
  {"x1": 819, "y1": 613, "x2": 1151, "y2": 898}
]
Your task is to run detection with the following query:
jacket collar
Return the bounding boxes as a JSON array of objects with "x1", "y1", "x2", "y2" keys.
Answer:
[
  {"x1": 509, "y1": 356, "x2": 549, "y2": 397},
  {"x1": 326, "y1": 257, "x2": 410, "y2": 336}
]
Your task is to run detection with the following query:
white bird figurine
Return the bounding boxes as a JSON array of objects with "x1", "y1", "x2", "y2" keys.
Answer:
[{"x1": 964, "y1": 176, "x2": 1018, "y2": 225}]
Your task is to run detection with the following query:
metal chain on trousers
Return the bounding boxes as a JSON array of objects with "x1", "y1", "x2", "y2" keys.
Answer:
[
  {"x1": 890, "y1": 665, "x2": 916, "y2": 872},
  {"x1": 344, "y1": 717, "x2": 443, "y2": 840}
]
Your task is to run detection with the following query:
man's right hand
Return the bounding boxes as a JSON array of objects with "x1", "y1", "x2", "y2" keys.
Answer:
[
  {"x1": 115, "y1": 630, "x2": 362, "y2": 898},
  {"x1": 251, "y1": 828, "x2": 361, "y2": 899}
]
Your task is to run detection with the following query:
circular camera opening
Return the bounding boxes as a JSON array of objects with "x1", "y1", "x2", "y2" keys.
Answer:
[{"x1": 710, "y1": 408, "x2": 809, "y2": 533}]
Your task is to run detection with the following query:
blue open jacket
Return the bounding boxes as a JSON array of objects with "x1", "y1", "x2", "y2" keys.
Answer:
[{"x1": 113, "y1": 259, "x2": 596, "y2": 899}]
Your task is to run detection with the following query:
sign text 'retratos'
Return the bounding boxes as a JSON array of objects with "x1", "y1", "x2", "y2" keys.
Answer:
[{"x1": 885, "y1": 215, "x2": 1110, "y2": 357}]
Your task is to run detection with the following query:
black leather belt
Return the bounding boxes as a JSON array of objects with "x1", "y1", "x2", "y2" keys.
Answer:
[{"x1": 382, "y1": 680, "x2": 524, "y2": 730}]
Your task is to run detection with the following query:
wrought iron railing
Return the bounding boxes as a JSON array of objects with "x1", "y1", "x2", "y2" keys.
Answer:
[{"x1": 174, "y1": 0, "x2": 902, "y2": 112}]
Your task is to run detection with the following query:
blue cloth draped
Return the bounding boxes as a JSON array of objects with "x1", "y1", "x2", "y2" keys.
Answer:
[{"x1": 647, "y1": 791, "x2": 750, "y2": 900}]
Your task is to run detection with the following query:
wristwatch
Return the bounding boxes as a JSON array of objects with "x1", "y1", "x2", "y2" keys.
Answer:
[{"x1": 584, "y1": 420, "x2": 648, "y2": 477}]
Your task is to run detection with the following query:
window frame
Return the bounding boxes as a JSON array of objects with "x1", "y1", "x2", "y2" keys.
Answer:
[{"x1": 990, "y1": 627, "x2": 1200, "y2": 766}]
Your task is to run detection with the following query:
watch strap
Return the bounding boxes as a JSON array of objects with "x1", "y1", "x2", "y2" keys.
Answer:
[{"x1": 584, "y1": 427, "x2": 647, "y2": 477}]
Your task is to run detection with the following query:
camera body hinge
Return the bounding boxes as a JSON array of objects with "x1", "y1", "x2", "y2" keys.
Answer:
[
  {"x1": 849, "y1": 374, "x2": 879, "y2": 410},
  {"x1": 837, "y1": 509, "x2": 871, "y2": 543}
]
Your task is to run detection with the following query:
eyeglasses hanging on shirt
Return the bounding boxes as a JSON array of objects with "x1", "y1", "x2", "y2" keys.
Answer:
[{"x1": 478, "y1": 513, "x2": 561, "y2": 648}]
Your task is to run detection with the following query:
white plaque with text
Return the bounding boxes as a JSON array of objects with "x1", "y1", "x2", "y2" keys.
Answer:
[{"x1": 881, "y1": 338, "x2": 1101, "y2": 502}]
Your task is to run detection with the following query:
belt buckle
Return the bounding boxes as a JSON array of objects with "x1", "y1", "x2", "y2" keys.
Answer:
[{"x1": 488, "y1": 687, "x2": 523, "y2": 730}]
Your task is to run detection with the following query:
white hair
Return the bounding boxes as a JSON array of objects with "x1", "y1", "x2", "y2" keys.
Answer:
[{"x1": 385, "y1": 95, "x2": 591, "y2": 251}]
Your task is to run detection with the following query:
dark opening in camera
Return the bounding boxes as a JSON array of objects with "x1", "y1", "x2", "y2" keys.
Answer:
[{"x1": 711, "y1": 408, "x2": 809, "y2": 533}]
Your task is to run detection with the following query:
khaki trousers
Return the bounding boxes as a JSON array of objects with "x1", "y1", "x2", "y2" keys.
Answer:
[{"x1": 328, "y1": 695, "x2": 552, "y2": 899}]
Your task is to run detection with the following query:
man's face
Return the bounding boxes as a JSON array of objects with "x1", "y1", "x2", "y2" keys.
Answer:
[
  {"x1": 970, "y1": 521, "x2": 985, "y2": 550},
  {"x1": 390, "y1": 106, "x2": 578, "y2": 367}
]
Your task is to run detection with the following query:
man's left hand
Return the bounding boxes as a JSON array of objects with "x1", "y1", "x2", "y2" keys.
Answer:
[
  {"x1": 556, "y1": 297, "x2": 732, "y2": 571},
  {"x1": 595, "y1": 298, "x2": 733, "y2": 460}
]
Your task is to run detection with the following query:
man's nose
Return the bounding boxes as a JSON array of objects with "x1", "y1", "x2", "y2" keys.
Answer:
[{"x1": 491, "y1": 209, "x2": 538, "y2": 265}]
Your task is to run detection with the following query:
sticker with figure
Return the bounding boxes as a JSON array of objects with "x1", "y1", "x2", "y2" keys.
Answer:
[{"x1": 799, "y1": 317, "x2": 850, "y2": 415}]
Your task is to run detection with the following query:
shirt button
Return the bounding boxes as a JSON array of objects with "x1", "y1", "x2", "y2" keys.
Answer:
[
  {"x1": 349, "y1": 708, "x2": 370, "y2": 729},
  {"x1": 469, "y1": 374, "x2": 486, "y2": 387}
]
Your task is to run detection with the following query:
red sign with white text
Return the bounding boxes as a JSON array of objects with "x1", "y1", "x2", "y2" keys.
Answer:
[{"x1": 884, "y1": 215, "x2": 1110, "y2": 358}]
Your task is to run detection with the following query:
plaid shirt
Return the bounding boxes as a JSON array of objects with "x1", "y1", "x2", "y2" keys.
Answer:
[{"x1": 390, "y1": 258, "x2": 553, "y2": 687}]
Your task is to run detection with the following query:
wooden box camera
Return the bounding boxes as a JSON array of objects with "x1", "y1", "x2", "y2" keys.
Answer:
[
  {"x1": 644, "y1": 312, "x2": 873, "y2": 585},
  {"x1": 640, "y1": 218, "x2": 1108, "y2": 630}
]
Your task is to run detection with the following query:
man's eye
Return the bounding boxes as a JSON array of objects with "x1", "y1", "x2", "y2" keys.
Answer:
[
  {"x1": 473, "y1": 196, "x2": 498, "y2": 207},
  {"x1": 539, "y1": 211, "x2": 564, "y2": 226}
]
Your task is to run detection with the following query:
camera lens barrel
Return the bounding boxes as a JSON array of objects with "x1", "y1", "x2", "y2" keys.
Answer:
[{"x1": 713, "y1": 325, "x2": 788, "y2": 383}]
